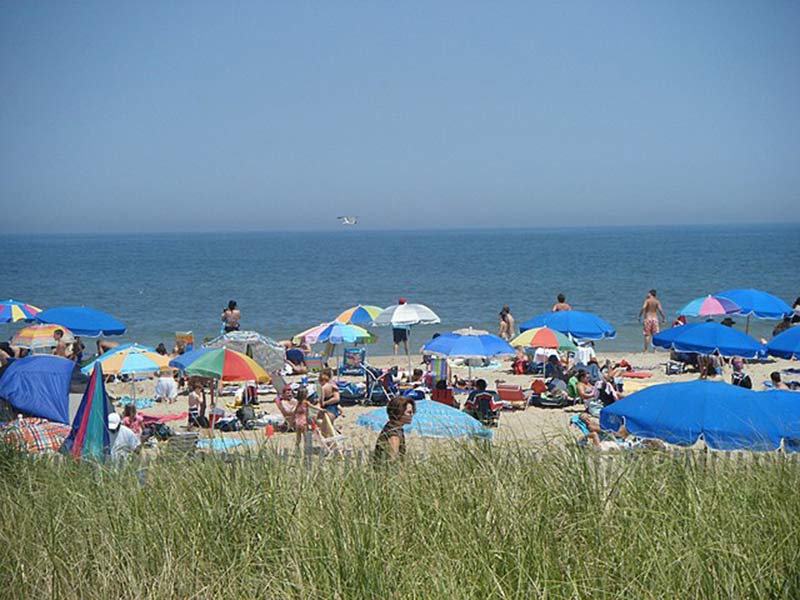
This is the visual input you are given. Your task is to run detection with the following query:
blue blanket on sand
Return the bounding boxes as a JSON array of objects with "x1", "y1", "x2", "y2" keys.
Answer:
[
  {"x1": 196, "y1": 439, "x2": 255, "y2": 451},
  {"x1": 116, "y1": 397, "x2": 155, "y2": 409}
]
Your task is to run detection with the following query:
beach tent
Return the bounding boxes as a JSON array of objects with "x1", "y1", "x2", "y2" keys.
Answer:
[
  {"x1": 60, "y1": 364, "x2": 112, "y2": 461},
  {"x1": 0, "y1": 355, "x2": 73, "y2": 424},
  {"x1": 36, "y1": 305, "x2": 126, "y2": 337},
  {"x1": 600, "y1": 381, "x2": 800, "y2": 452}
]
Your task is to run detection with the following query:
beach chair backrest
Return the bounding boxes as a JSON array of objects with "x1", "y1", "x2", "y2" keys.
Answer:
[
  {"x1": 431, "y1": 386, "x2": 456, "y2": 407},
  {"x1": 497, "y1": 384, "x2": 524, "y2": 402},
  {"x1": 175, "y1": 331, "x2": 194, "y2": 352},
  {"x1": 340, "y1": 348, "x2": 366, "y2": 375},
  {"x1": 429, "y1": 358, "x2": 449, "y2": 385},
  {"x1": 305, "y1": 355, "x2": 324, "y2": 373}
]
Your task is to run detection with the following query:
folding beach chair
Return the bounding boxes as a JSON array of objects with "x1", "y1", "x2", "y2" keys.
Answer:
[
  {"x1": 496, "y1": 383, "x2": 531, "y2": 410},
  {"x1": 363, "y1": 364, "x2": 398, "y2": 405},
  {"x1": 175, "y1": 331, "x2": 194, "y2": 352},
  {"x1": 470, "y1": 392, "x2": 502, "y2": 428},
  {"x1": 340, "y1": 348, "x2": 365, "y2": 376},
  {"x1": 308, "y1": 405, "x2": 349, "y2": 458},
  {"x1": 425, "y1": 357, "x2": 450, "y2": 388}
]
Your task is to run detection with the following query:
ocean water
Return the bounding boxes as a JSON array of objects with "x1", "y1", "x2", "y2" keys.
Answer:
[{"x1": 2, "y1": 225, "x2": 798, "y2": 355}]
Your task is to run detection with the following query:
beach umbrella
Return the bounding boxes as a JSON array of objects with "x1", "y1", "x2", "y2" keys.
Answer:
[
  {"x1": 652, "y1": 321, "x2": 764, "y2": 358},
  {"x1": 678, "y1": 295, "x2": 741, "y2": 318},
  {"x1": 0, "y1": 299, "x2": 42, "y2": 323},
  {"x1": 36, "y1": 305, "x2": 126, "y2": 337},
  {"x1": 80, "y1": 343, "x2": 169, "y2": 376},
  {"x1": 423, "y1": 330, "x2": 515, "y2": 382},
  {"x1": 519, "y1": 310, "x2": 616, "y2": 341},
  {"x1": 60, "y1": 364, "x2": 112, "y2": 461},
  {"x1": 0, "y1": 355, "x2": 73, "y2": 424},
  {"x1": 335, "y1": 305, "x2": 384, "y2": 325},
  {"x1": 1, "y1": 418, "x2": 71, "y2": 456},
  {"x1": 205, "y1": 330, "x2": 285, "y2": 373},
  {"x1": 11, "y1": 323, "x2": 75, "y2": 350},
  {"x1": 356, "y1": 399, "x2": 493, "y2": 440},
  {"x1": 717, "y1": 289, "x2": 793, "y2": 334},
  {"x1": 374, "y1": 302, "x2": 441, "y2": 374},
  {"x1": 316, "y1": 322, "x2": 375, "y2": 345},
  {"x1": 767, "y1": 326, "x2": 800, "y2": 360},
  {"x1": 169, "y1": 347, "x2": 269, "y2": 382},
  {"x1": 600, "y1": 381, "x2": 800, "y2": 451},
  {"x1": 510, "y1": 327, "x2": 577, "y2": 352}
]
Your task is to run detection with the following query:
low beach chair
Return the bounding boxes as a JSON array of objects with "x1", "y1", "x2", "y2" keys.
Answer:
[
  {"x1": 495, "y1": 383, "x2": 531, "y2": 410},
  {"x1": 363, "y1": 364, "x2": 398, "y2": 405},
  {"x1": 340, "y1": 348, "x2": 366, "y2": 376},
  {"x1": 308, "y1": 406, "x2": 349, "y2": 458}
]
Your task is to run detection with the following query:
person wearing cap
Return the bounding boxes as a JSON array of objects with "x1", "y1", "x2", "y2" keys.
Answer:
[
  {"x1": 721, "y1": 317, "x2": 736, "y2": 328},
  {"x1": 392, "y1": 298, "x2": 410, "y2": 356},
  {"x1": 108, "y1": 411, "x2": 141, "y2": 463}
]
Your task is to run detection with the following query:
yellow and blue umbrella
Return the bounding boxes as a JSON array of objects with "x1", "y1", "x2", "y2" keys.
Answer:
[
  {"x1": 81, "y1": 343, "x2": 170, "y2": 376},
  {"x1": 0, "y1": 299, "x2": 42, "y2": 323},
  {"x1": 335, "y1": 305, "x2": 383, "y2": 325},
  {"x1": 12, "y1": 324, "x2": 75, "y2": 349}
]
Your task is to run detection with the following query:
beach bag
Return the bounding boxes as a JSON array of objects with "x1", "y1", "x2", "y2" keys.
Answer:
[
  {"x1": 214, "y1": 417, "x2": 242, "y2": 432},
  {"x1": 236, "y1": 405, "x2": 256, "y2": 424}
]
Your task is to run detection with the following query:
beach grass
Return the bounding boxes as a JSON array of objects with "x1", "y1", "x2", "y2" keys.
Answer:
[{"x1": 1, "y1": 444, "x2": 799, "y2": 599}]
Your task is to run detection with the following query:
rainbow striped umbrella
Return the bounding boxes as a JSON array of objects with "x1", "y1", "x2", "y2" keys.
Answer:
[
  {"x1": 81, "y1": 343, "x2": 170, "y2": 376},
  {"x1": 679, "y1": 295, "x2": 741, "y2": 317},
  {"x1": 169, "y1": 347, "x2": 269, "y2": 382},
  {"x1": 510, "y1": 327, "x2": 577, "y2": 351},
  {"x1": 60, "y1": 364, "x2": 111, "y2": 462},
  {"x1": 335, "y1": 305, "x2": 383, "y2": 325},
  {"x1": 12, "y1": 324, "x2": 75, "y2": 349},
  {"x1": 0, "y1": 299, "x2": 42, "y2": 323}
]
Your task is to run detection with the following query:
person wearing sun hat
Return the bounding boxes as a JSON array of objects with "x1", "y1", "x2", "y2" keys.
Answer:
[
  {"x1": 392, "y1": 298, "x2": 411, "y2": 356},
  {"x1": 109, "y1": 411, "x2": 140, "y2": 463}
]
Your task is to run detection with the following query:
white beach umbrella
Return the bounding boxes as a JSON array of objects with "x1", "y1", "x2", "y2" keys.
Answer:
[{"x1": 373, "y1": 303, "x2": 441, "y2": 374}]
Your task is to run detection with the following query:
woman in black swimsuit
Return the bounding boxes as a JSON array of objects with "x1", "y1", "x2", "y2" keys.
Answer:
[{"x1": 373, "y1": 396, "x2": 416, "y2": 464}]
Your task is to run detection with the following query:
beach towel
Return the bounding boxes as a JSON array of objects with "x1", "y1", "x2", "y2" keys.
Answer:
[
  {"x1": 116, "y1": 397, "x2": 155, "y2": 409},
  {"x1": 620, "y1": 371, "x2": 652, "y2": 379},
  {"x1": 196, "y1": 438, "x2": 255, "y2": 451},
  {"x1": 140, "y1": 411, "x2": 189, "y2": 424}
]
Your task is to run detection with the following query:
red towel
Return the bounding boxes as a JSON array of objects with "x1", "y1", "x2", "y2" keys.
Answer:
[
  {"x1": 140, "y1": 412, "x2": 189, "y2": 424},
  {"x1": 621, "y1": 371, "x2": 652, "y2": 379}
]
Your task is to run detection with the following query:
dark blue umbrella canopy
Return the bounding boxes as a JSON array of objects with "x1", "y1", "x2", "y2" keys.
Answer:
[
  {"x1": 767, "y1": 326, "x2": 800, "y2": 359},
  {"x1": 600, "y1": 381, "x2": 800, "y2": 451},
  {"x1": 519, "y1": 310, "x2": 616, "y2": 341},
  {"x1": 653, "y1": 322, "x2": 764, "y2": 358},
  {"x1": 36, "y1": 306, "x2": 126, "y2": 337},
  {"x1": 717, "y1": 289, "x2": 792, "y2": 320}
]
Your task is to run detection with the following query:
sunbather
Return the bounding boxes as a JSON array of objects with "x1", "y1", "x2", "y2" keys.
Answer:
[
  {"x1": 731, "y1": 359, "x2": 752, "y2": 389},
  {"x1": 771, "y1": 371, "x2": 790, "y2": 391}
]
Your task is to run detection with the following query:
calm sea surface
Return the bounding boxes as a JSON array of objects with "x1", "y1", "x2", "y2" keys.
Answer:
[{"x1": 2, "y1": 225, "x2": 798, "y2": 354}]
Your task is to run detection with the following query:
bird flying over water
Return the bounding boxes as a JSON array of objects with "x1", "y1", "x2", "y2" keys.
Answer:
[{"x1": 337, "y1": 216, "x2": 358, "y2": 225}]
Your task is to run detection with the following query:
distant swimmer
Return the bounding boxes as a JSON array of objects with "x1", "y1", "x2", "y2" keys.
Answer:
[
  {"x1": 552, "y1": 294, "x2": 572, "y2": 312},
  {"x1": 337, "y1": 216, "x2": 358, "y2": 226},
  {"x1": 638, "y1": 289, "x2": 666, "y2": 353}
]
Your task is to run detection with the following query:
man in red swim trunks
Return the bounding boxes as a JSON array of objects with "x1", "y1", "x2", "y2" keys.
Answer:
[{"x1": 638, "y1": 289, "x2": 666, "y2": 353}]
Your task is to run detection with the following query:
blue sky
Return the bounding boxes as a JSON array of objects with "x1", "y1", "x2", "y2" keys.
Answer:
[{"x1": 1, "y1": 1, "x2": 798, "y2": 233}]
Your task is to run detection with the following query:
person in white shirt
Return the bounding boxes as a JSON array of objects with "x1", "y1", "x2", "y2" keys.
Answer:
[
  {"x1": 155, "y1": 369, "x2": 178, "y2": 403},
  {"x1": 108, "y1": 412, "x2": 140, "y2": 464},
  {"x1": 574, "y1": 343, "x2": 596, "y2": 367}
]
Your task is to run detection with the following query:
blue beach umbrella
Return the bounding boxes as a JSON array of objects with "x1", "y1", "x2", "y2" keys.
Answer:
[
  {"x1": 519, "y1": 310, "x2": 616, "y2": 341},
  {"x1": 315, "y1": 321, "x2": 375, "y2": 345},
  {"x1": 36, "y1": 306, "x2": 126, "y2": 337},
  {"x1": 423, "y1": 330, "x2": 515, "y2": 360},
  {"x1": 356, "y1": 399, "x2": 493, "y2": 440},
  {"x1": 717, "y1": 289, "x2": 792, "y2": 320},
  {"x1": 767, "y1": 326, "x2": 800, "y2": 360},
  {"x1": 652, "y1": 321, "x2": 764, "y2": 358},
  {"x1": 600, "y1": 381, "x2": 800, "y2": 452}
]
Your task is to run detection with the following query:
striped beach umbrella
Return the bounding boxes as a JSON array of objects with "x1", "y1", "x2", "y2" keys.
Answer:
[
  {"x1": 60, "y1": 364, "x2": 111, "y2": 462},
  {"x1": 12, "y1": 324, "x2": 75, "y2": 349},
  {"x1": 81, "y1": 343, "x2": 170, "y2": 376},
  {"x1": 293, "y1": 321, "x2": 374, "y2": 345},
  {"x1": 0, "y1": 299, "x2": 42, "y2": 323},
  {"x1": 335, "y1": 305, "x2": 384, "y2": 325},
  {"x1": 169, "y1": 347, "x2": 269, "y2": 382},
  {"x1": 510, "y1": 327, "x2": 577, "y2": 351},
  {"x1": 679, "y1": 295, "x2": 741, "y2": 317}
]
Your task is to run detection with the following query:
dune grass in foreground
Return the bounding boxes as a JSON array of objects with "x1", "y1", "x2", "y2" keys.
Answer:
[{"x1": 1, "y1": 444, "x2": 799, "y2": 599}]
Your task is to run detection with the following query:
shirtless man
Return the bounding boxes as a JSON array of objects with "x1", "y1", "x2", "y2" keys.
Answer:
[
  {"x1": 221, "y1": 300, "x2": 241, "y2": 333},
  {"x1": 552, "y1": 294, "x2": 572, "y2": 312},
  {"x1": 52, "y1": 329, "x2": 68, "y2": 357},
  {"x1": 638, "y1": 289, "x2": 666, "y2": 353}
]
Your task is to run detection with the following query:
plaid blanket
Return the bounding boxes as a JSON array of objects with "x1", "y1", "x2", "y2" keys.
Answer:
[{"x1": 1, "y1": 418, "x2": 71, "y2": 455}]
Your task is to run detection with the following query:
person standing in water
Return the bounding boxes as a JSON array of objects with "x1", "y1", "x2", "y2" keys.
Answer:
[
  {"x1": 221, "y1": 300, "x2": 241, "y2": 333},
  {"x1": 638, "y1": 289, "x2": 666, "y2": 353},
  {"x1": 552, "y1": 294, "x2": 572, "y2": 312}
]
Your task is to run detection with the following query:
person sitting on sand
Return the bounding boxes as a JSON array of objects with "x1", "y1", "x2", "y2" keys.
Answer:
[
  {"x1": 545, "y1": 354, "x2": 568, "y2": 382},
  {"x1": 730, "y1": 359, "x2": 752, "y2": 389},
  {"x1": 464, "y1": 379, "x2": 501, "y2": 421},
  {"x1": 318, "y1": 372, "x2": 341, "y2": 423},
  {"x1": 188, "y1": 382, "x2": 209, "y2": 428},
  {"x1": 771, "y1": 371, "x2": 790, "y2": 391},
  {"x1": 373, "y1": 396, "x2": 416, "y2": 464},
  {"x1": 292, "y1": 387, "x2": 310, "y2": 447},
  {"x1": 698, "y1": 353, "x2": 722, "y2": 380},
  {"x1": 122, "y1": 404, "x2": 144, "y2": 436},
  {"x1": 552, "y1": 294, "x2": 572, "y2": 312}
]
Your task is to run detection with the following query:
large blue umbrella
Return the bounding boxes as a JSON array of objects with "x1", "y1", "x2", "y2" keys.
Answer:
[
  {"x1": 36, "y1": 306, "x2": 126, "y2": 337},
  {"x1": 423, "y1": 331, "x2": 515, "y2": 360},
  {"x1": 717, "y1": 289, "x2": 792, "y2": 320},
  {"x1": 767, "y1": 326, "x2": 800, "y2": 359},
  {"x1": 600, "y1": 381, "x2": 800, "y2": 452},
  {"x1": 356, "y1": 399, "x2": 492, "y2": 440},
  {"x1": 519, "y1": 311, "x2": 616, "y2": 341},
  {"x1": 652, "y1": 321, "x2": 764, "y2": 358}
]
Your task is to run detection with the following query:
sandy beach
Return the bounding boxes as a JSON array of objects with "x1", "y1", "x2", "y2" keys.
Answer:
[{"x1": 84, "y1": 349, "x2": 799, "y2": 457}]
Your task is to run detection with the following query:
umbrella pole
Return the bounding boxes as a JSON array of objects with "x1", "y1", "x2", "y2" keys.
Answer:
[
  {"x1": 745, "y1": 314, "x2": 751, "y2": 335},
  {"x1": 406, "y1": 328, "x2": 413, "y2": 379}
]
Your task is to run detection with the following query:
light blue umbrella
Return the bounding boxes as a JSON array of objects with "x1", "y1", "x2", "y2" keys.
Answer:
[
  {"x1": 519, "y1": 310, "x2": 616, "y2": 341},
  {"x1": 356, "y1": 399, "x2": 492, "y2": 440},
  {"x1": 600, "y1": 381, "x2": 800, "y2": 452},
  {"x1": 653, "y1": 322, "x2": 764, "y2": 358},
  {"x1": 767, "y1": 326, "x2": 800, "y2": 359}
]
